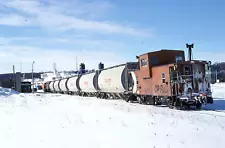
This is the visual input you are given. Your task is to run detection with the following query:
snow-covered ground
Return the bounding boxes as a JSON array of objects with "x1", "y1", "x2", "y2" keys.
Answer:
[
  {"x1": 0, "y1": 85, "x2": 225, "y2": 148},
  {"x1": 0, "y1": 87, "x2": 20, "y2": 97},
  {"x1": 204, "y1": 83, "x2": 225, "y2": 112}
]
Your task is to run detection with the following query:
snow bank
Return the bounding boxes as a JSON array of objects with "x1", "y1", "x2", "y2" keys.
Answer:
[
  {"x1": 0, "y1": 94, "x2": 225, "y2": 148},
  {"x1": 0, "y1": 87, "x2": 20, "y2": 97},
  {"x1": 211, "y1": 83, "x2": 225, "y2": 99},
  {"x1": 202, "y1": 83, "x2": 225, "y2": 111}
]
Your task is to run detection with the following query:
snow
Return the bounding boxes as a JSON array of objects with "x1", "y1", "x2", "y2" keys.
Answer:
[
  {"x1": 0, "y1": 84, "x2": 225, "y2": 148},
  {"x1": 203, "y1": 83, "x2": 225, "y2": 111},
  {"x1": 0, "y1": 87, "x2": 20, "y2": 97}
]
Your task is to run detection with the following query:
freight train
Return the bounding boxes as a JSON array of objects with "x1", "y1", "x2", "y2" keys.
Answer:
[{"x1": 43, "y1": 46, "x2": 213, "y2": 110}]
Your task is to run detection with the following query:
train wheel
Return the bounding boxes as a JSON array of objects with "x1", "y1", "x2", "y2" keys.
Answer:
[
  {"x1": 137, "y1": 96, "x2": 143, "y2": 104},
  {"x1": 196, "y1": 102, "x2": 202, "y2": 110},
  {"x1": 168, "y1": 99, "x2": 174, "y2": 109},
  {"x1": 124, "y1": 97, "x2": 129, "y2": 102}
]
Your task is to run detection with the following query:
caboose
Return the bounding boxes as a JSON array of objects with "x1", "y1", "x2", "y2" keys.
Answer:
[{"x1": 133, "y1": 46, "x2": 213, "y2": 109}]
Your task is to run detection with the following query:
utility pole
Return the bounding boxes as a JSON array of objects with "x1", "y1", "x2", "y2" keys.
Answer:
[
  {"x1": 20, "y1": 62, "x2": 22, "y2": 73},
  {"x1": 76, "y1": 57, "x2": 78, "y2": 71},
  {"x1": 216, "y1": 70, "x2": 218, "y2": 82},
  {"x1": 13, "y1": 65, "x2": 15, "y2": 90},
  {"x1": 32, "y1": 61, "x2": 35, "y2": 94}
]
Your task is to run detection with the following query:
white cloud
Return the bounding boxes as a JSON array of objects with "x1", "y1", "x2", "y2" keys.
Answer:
[
  {"x1": 0, "y1": 36, "x2": 223, "y2": 74},
  {"x1": 0, "y1": 0, "x2": 151, "y2": 74},
  {"x1": 0, "y1": 44, "x2": 128, "y2": 73},
  {"x1": 0, "y1": 14, "x2": 32, "y2": 26},
  {"x1": 0, "y1": 0, "x2": 151, "y2": 37}
]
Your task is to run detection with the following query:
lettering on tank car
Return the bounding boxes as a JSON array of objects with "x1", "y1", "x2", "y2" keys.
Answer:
[
  {"x1": 84, "y1": 82, "x2": 88, "y2": 86},
  {"x1": 104, "y1": 78, "x2": 111, "y2": 85}
]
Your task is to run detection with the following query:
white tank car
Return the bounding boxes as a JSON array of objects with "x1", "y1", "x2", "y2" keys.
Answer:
[
  {"x1": 49, "y1": 81, "x2": 55, "y2": 92},
  {"x1": 79, "y1": 72, "x2": 97, "y2": 93},
  {"x1": 98, "y1": 63, "x2": 138, "y2": 93},
  {"x1": 59, "y1": 78, "x2": 68, "y2": 92},
  {"x1": 67, "y1": 76, "x2": 79, "y2": 92},
  {"x1": 46, "y1": 81, "x2": 50, "y2": 91},
  {"x1": 54, "y1": 80, "x2": 60, "y2": 92}
]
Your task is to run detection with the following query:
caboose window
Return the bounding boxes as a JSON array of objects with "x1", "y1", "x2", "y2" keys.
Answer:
[
  {"x1": 162, "y1": 72, "x2": 166, "y2": 83},
  {"x1": 176, "y1": 56, "x2": 183, "y2": 63},
  {"x1": 141, "y1": 59, "x2": 147, "y2": 67},
  {"x1": 150, "y1": 56, "x2": 158, "y2": 65}
]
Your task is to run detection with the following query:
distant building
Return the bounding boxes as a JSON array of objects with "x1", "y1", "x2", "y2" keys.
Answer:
[{"x1": 0, "y1": 72, "x2": 43, "y2": 92}]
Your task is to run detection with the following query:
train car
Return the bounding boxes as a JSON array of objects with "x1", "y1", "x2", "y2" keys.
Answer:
[
  {"x1": 66, "y1": 76, "x2": 80, "y2": 95},
  {"x1": 49, "y1": 81, "x2": 54, "y2": 92},
  {"x1": 53, "y1": 80, "x2": 61, "y2": 93},
  {"x1": 134, "y1": 48, "x2": 213, "y2": 109},
  {"x1": 45, "y1": 81, "x2": 51, "y2": 92},
  {"x1": 97, "y1": 62, "x2": 138, "y2": 100},
  {"x1": 58, "y1": 78, "x2": 68, "y2": 93},
  {"x1": 42, "y1": 83, "x2": 46, "y2": 92},
  {"x1": 78, "y1": 71, "x2": 98, "y2": 97}
]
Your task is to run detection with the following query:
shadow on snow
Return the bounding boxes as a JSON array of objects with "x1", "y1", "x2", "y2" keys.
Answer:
[{"x1": 203, "y1": 98, "x2": 225, "y2": 111}]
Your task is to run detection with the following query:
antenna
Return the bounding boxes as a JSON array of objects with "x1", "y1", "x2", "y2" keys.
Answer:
[
  {"x1": 12, "y1": 65, "x2": 15, "y2": 90},
  {"x1": 76, "y1": 57, "x2": 78, "y2": 71},
  {"x1": 20, "y1": 62, "x2": 22, "y2": 73},
  {"x1": 53, "y1": 63, "x2": 57, "y2": 74}
]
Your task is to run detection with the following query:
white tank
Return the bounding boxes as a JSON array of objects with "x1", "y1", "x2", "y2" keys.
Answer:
[
  {"x1": 98, "y1": 65, "x2": 127, "y2": 93},
  {"x1": 49, "y1": 81, "x2": 54, "y2": 92},
  {"x1": 130, "y1": 71, "x2": 137, "y2": 94},
  {"x1": 54, "y1": 80, "x2": 60, "y2": 92},
  {"x1": 79, "y1": 72, "x2": 97, "y2": 92},
  {"x1": 67, "y1": 76, "x2": 79, "y2": 92},
  {"x1": 46, "y1": 82, "x2": 50, "y2": 90},
  {"x1": 59, "y1": 78, "x2": 68, "y2": 92}
]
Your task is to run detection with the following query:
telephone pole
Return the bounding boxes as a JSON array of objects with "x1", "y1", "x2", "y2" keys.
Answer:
[
  {"x1": 12, "y1": 65, "x2": 15, "y2": 90},
  {"x1": 32, "y1": 61, "x2": 35, "y2": 93},
  {"x1": 76, "y1": 57, "x2": 78, "y2": 71}
]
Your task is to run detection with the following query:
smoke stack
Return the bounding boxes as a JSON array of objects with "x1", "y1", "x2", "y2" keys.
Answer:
[{"x1": 186, "y1": 44, "x2": 194, "y2": 61}]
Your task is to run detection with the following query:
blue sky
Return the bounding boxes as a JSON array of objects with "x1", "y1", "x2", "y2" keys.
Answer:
[{"x1": 0, "y1": 0, "x2": 224, "y2": 73}]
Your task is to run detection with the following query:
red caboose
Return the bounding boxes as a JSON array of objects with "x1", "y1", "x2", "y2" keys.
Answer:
[{"x1": 134, "y1": 49, "x2": 213, "y2": 109}]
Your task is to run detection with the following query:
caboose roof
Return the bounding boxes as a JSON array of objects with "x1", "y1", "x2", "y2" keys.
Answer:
[
  {"x1": 175, "y1": 60, "x2": 209, "y2": 65},
  {"x1": 138, "y1": 49, "x2": 184, "y2": 57}
]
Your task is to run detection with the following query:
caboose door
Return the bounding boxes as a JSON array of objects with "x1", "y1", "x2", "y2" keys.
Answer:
[{"x1": 169, "y1": 67, "x2": 179, "y2": 96}]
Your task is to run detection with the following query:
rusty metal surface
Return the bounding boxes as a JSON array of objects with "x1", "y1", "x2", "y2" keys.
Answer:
[
  {"x1": 135, "y1": 50, "x2": 184, "y2": 97},
  {"x1": 136, "y1": 65, "x2": 172, "y2": 96}
]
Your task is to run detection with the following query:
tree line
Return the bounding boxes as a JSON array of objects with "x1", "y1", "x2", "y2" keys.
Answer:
[{"x1": 211, "y1": 62, "x2": 225, "y2": 83}]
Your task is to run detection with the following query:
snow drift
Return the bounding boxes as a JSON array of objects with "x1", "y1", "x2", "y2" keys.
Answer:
[
  {"x1": 203, "y1": 83, "x2": 225, "y2": 111},
  {"x1": 0, "y1": 87, "x2": 20, "y2": 97},
  {"x1": 0, "y1": 92, "x2": 225, "y2": 148},
  {"x1": 0, "y1": 83, "x2": 224, "y2": 148}
]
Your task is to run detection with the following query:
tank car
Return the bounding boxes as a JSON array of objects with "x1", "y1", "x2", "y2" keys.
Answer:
[
  {"x1": 97, "y1": 62, "x2": 138, "y2": 101},
  {"x1": 49, "y1": 81, "x2": 54, "y2": 92},
  {"x1": 45, "y1": 81, "x2": 51, "y2": 92},
  {"x1": 66, "y1": 76, "x2": 80, "y2": 95},
  {"x1": 78, "y1": 71, "x2": 98, "y2": 97},
  {"x1": 59, "y1": 78, "x2": 68, "y2": 93},
  {"x1": 53, "y1": 80, "x2": 61, "y2": 93}
]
